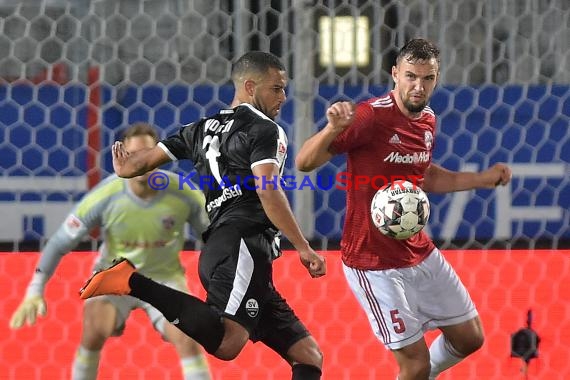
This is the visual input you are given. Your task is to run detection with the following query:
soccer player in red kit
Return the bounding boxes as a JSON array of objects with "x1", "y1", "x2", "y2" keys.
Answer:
[{"x1": 296, "y1": 38, "x2": 512, "y2": 379}]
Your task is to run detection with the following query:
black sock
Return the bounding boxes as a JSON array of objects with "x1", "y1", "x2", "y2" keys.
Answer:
[
  {"x1": 129, "y1": 272, "x2": 224, "y2": 354},
  {"x1": 292, "y1": 364, "x2": 322, "y2": 380}
]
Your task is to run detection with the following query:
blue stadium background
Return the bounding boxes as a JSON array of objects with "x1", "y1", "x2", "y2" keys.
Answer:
[{"x1": 1, "y1": 83, "x2": 569, "y2": 243}]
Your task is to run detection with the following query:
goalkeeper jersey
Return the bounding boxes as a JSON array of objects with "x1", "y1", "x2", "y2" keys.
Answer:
[{"x1": 36, "y1": 171, "x2": 208, "y2": 281}]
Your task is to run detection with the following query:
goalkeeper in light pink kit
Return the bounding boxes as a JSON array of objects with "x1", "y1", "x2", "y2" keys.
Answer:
[{"x1": 296, "y1": 38, "x2": 512, "y2": 379}]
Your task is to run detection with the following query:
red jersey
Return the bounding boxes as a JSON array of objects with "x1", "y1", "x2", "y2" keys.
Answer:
[{"x1": 330, "y1": 92, "x2": 436, "y2": 270}]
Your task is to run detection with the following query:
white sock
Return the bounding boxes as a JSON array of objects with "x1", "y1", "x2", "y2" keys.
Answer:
[
  {"x1": 429, "y1": 335, "x2": 464, "y2": 379},
  {"x1": 71, "y1": 346, "x2": 101, "y2": 380},
  {"x1": 181, "y1": 354, "x2": 211, "y2": 380}
]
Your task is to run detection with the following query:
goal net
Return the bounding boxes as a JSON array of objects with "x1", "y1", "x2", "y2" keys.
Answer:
[{"x1": 0, "y1": 0, "x2": 568, "y2": 249}]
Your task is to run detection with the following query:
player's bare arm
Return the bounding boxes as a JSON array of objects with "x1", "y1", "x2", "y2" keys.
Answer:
[
  {"x1": 112, "y1": 141, "x2": 171, "y2": 178},
  {"x1": 252, "y1": 163, "x2": 326, "y2": 278},
  {"x1": 295, "y1": 101, "x2": 355, "y2": 172},
  {"x1": 423, "y1": 163, "x2": 512, "y2": 193}
]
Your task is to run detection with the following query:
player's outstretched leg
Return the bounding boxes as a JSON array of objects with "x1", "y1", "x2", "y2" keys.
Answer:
[
  {"x1": 78, "y1": 258, "x2": 225, "y2": 356},
  {"x1": 79, "y1": 258, "x2": 135, "y2": 298}
]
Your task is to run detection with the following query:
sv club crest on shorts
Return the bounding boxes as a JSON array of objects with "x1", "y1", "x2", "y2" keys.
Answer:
[{"x1": 245, "y1": 298, "x2": 259, "y2": 318}]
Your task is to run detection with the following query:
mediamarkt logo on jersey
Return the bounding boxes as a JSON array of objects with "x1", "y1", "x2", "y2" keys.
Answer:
[{"x1": 384, "y1": 151, "x2": 430, "y2": 164}]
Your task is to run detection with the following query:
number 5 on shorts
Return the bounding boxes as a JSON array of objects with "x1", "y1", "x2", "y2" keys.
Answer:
[{"x1": 390, "y1": 309, "x2": 406, "y2": 333}]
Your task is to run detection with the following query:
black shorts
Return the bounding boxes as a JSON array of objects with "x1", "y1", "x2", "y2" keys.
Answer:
[{"x1": 199, "y1": 223, "x2": 310, "y2": 357}]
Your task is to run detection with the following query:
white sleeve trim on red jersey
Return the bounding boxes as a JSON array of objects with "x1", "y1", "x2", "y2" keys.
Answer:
[
  {"x1": 369, "y1": 95, "x2": 393, "y2": 108},
  {"x1": 423, "y1": 106, "x2": 435, "y2": 117}
]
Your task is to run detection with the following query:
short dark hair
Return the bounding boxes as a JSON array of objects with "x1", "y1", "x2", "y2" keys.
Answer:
[
  {"x1": 121, "y1": 123, "x2": 159, "y2": 143},
  {"x1": 231, "y1": 51, "x2": 285, "y2": 84},
  {"x1": 396, "y1": 38, "x2": 440, "y2": 67}
]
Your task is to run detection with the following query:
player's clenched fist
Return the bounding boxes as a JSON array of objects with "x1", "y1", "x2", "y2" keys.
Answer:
[
  {"x1": 326, "y1": 101, "x2": 355, "y2": 133},
  {"x1": 9, "y1": 295, "x2": 47, "y2": 329},
  {"x1": 298, "y1": 247, "x2": 327, "y2": 278}
]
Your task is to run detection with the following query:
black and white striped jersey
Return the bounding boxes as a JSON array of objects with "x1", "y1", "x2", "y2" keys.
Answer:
[{"x1": 159, "y1": 103, "x2": 288, "y2": 235}]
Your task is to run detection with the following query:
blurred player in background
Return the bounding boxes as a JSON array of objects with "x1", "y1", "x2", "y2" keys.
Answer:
[
  {"x1": 9, "y1": 123, "x2": 212, "y2": 380},
  {"x1": 79, "y1": 51, "x2": 326, "y2": 380},
  {"x1": 295, "y1": 38, "x2": 512, "y2": 379}
]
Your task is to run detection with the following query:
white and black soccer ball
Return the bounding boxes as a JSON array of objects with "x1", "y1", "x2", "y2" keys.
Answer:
[{"x1": 370, "y1": 181, "x2": 430, "y2": 240}]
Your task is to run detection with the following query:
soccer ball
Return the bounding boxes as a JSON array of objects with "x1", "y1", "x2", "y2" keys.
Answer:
[{"x1": 370, "y1": 181, "x2": 430, "y2": 240}]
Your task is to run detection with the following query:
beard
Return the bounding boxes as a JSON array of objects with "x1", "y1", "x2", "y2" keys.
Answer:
[
  {"x1": 256, "y1": 104, "x2": 276, "y2": 120},
  {"x1": 403, "y1": 97, "x2": 427, "y2": 113}
]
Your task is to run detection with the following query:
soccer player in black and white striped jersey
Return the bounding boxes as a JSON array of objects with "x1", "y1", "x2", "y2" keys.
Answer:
[{"x1": 80, "y1": 52, "x2": 326, "y2": 380}]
